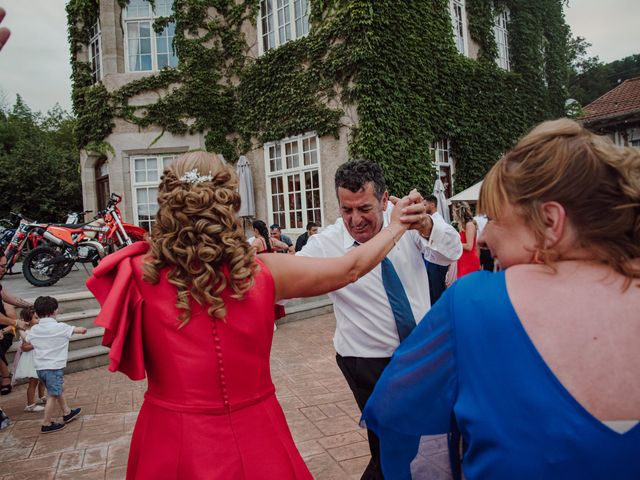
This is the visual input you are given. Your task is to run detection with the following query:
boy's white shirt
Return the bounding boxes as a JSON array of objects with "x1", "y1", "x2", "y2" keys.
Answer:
[{"x1": 26, "y1": 317, "x2": 74, "y2": 370}]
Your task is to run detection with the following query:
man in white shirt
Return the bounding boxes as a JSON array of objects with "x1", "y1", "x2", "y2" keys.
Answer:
[{"x1": 298, "y1": 160, "x2": 461, "y2": 479}]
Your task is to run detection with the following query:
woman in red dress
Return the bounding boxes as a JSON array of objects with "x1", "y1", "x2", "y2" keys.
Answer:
[
  {"x1": 454, "y1": 201, "x2": 481, "y2": 278},
  {"x1": 87, "y1": 151, "x2": 419, "y2": 480}
]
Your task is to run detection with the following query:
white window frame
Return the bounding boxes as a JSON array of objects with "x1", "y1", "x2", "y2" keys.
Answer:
[
  {"x1": 89, "y1": 21, "x2": 103, "y2": 83},
  {"x1": 257, "y1": 0, "x2": 310, "y2": 55},
  {"x1": 449, "y1": 0, "x2": 468, "y2": 56},
  {"x1": 430, "y1": 139, "x2": 456, "y2": 197},
  {"x1": 129, "y1": 154, "x2": 176, "y2": 230},
  {"x1": 123, "y1": 0, "x2": 178, "y2": 73},
  {"x1": 264, "y1": 133, "x2": 324, "y2": 234},
  {"x1": 494, "y1": 8, "x2": 510, "y2": 71}
]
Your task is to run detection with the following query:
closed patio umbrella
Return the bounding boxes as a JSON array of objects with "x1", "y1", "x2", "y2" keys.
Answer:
[
  {"x1": 236, "y1": 155, "x2": 255, "y2": 218},
  {"x1": 433, "y1": 178, "x2": 450, "y2": 224}
]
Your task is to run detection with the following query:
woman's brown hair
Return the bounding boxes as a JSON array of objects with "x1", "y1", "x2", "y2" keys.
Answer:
[
  {"x1": 479, "y1": 118, "x2": 640, "y2": 281},
  {"x1": 142, "y1": 151, "x2": 257, "y2": 324},
  {"x1": 452, "y1": 201, "x2": 475, "y2": 230}
]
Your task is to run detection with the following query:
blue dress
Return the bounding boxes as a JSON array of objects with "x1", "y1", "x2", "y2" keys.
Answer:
[{"x1": 362, "y1": 271, "x2": 640, "y2": 479}]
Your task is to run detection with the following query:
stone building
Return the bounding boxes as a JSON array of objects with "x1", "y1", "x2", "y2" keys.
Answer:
[{"x1": 69, "y1": 0, "x2": 567, "y2": 236}]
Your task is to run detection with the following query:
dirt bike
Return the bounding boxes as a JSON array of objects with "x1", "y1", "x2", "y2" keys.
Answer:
[
  {"x1": 2, "y1": 213, "x2": 48, "y2": 275},
  {"x1": 22, "y1": 194, "x2": 147, "y2": 287}
]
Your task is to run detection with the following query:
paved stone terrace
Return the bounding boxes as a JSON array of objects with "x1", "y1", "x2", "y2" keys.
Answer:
[{"x1": 0, "y1": 314, "x2": 450, "y2": 479}]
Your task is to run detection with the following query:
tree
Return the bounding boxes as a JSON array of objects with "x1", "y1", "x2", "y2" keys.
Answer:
[
  {"x1": 0, "y1": 96, "x2": 82, "y2": 222},
  {"x1": 567, "y1": 33, "x2": 640, "y2": 106}
]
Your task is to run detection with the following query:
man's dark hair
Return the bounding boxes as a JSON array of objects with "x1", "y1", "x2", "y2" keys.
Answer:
[
  {"x1": 34, "y1": 296, "x2": 58, "y2": 318},
  {"x1": 306, "y1": 222, "x2": 319, "y2": 231},
  {"x1": 335, "y1": 159, "x2": 387, "y2": 200},
  {"x1": 270, "y1": 224, "x2": 281, "y2": 230},
  {"x1": 425, "y1": 194, "x2": 438, "y2": 206}
]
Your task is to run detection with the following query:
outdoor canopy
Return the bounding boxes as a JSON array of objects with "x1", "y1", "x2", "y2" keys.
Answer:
[{"x1": 448, "y1": 180, "x2": 483, "y2": 204}]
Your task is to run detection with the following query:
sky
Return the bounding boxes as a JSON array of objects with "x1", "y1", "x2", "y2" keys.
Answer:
[{"x1": 0, "y1": 0, "x2": 639, "y2": 114}]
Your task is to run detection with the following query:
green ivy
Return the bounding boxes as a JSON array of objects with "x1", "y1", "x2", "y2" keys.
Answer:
[{"x1": 68, "y1": 0, "x2": 568, "y2": 194}]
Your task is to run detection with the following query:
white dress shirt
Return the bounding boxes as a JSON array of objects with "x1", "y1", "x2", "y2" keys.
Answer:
[
  {"x1": 26, "y1": 317, "x2": 75, "y2": 370},
  {"x1": 298, "y1": 205, "x2": 462, "y2": 357}
]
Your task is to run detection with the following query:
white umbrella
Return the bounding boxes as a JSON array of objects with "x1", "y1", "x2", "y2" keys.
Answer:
[
  {"x1": 433, "y1": 179, "x2": 450, "y2": 224},
  {"x1": 448, "y1": 180, "x2": 483, "y2": 204},
  {"x1": 236, "y1": 155, "x2": 255, "y2": 218}
]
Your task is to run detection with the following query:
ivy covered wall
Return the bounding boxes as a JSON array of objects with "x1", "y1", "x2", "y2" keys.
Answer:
[{"x1": 67, "y1": 0, "x2": 569, "y2": 195}]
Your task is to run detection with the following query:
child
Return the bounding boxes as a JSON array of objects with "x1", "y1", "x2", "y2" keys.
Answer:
[
  {"x1": 26, "y1": 296, "x2": 87, "y2": 434},
  {"x1": 13, "y1": 307, "x2": 46, "y2": 412}
]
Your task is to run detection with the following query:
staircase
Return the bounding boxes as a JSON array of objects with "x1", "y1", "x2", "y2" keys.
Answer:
[
  {"x1": 6, "y1": 291, "x2": 333, "y2": 375},
  {"x1": 6, "y1": 291, "x2": 109, "y2": 375}
]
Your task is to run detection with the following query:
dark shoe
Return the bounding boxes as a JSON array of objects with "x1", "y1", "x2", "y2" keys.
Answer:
[
  {"x1": 41, "y1": 422, "x2": 66, "y2": 434},
  {"x1": 63, "y1": 407, "x2": 81, "y2": 424},
  {"x1": 0, "y1": 375, "x2": 12, "y2": 395}
]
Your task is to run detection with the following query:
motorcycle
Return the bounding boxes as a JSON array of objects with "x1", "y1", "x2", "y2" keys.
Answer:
[
  {"x1": 22, "y1": 193, "x2": 147, "y2": 287},
  {"x1": 2, "y1": 213, "x2": 47, "y2": 275}
]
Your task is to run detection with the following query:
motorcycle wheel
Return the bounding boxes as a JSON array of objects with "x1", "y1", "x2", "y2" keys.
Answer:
[{"x1": 22, "y1": 246, "x2": 69, "y2": 287}]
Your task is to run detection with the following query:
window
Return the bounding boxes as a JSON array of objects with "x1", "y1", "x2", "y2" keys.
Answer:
[
  {"x1": 130, "y1": 155, "x2": 176, "y2": 231},
  {"x1": 89, "y1": 21, "x2": 103, "y2": 83},
  {"x1": 265, "y1": 133, "x2": 322, "y2": 231},
  {"x1": 431, "y1": 139, "x2": 456, "y2": 199},
  {"x1": 449, "y1": 0, "x2": 467, "y2": 56},
  {"x1": 95, "y1": 159, "x2": 109, "y2": 211},
  {"x1": 631, "y1": 139, "x2": 640, "y2": 148},
  {"x1": 494, "y1": 9, "x2": 510, "y2": 71},
  {"x1": 124, "y1": 0, "x2": 178, "y2": 72},
  {"x1": 259, "y1": 0, "x2": 310, "y2": 54}
]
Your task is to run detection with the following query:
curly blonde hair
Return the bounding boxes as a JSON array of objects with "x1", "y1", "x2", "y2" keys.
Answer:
[
  {"x1": 479, "y1": 118, "x2": 640, "y2": 283},
  {"x1": 142, "y1": 151, "x2": 257, "y2": 325},
  {"x1": 452, "y1": 201, "x2": 475, "y2": 231}
]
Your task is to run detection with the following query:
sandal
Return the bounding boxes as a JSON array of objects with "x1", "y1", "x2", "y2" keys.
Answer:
[{"x1": 1, "y1": 375, "x2": 12, "y2": 395}]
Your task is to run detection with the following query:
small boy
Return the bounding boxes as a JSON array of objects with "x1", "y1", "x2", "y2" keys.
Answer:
[{"x1": 27, "y1": 296, "x2": 87, "y2": 434}]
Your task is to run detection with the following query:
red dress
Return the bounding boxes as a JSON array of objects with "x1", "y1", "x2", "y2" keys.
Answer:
[
  {"x1": 457, "y1": 230, "x2": 480, "y2": 278},
  {"x1": 87, "y1": 242, "x2": 312, "y2": 480}
]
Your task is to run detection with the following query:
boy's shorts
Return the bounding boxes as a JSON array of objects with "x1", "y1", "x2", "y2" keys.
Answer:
[{"x1": 37, "y1": 369, "x2": 64, "y2": 396}]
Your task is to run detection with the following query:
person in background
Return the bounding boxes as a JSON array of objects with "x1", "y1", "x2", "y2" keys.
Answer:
[
  {"x1": 294, "y1": 221, "x2": 319, "y2": 252},
  {"x1": 362, "y1": 118, "x2": 640, "y2": 479},
  {"x1": 270, "y1": 224, "x2": 294, "y2": 253},
  {"x1": 251, "y1": 220, "x2": 289, "y2": 253},
  {"x1": 423, "y1": 195, "x2": 450, "y2": 304},
  {"x1": 453, "y1": 201, "x2": 480, "y2": 278},
  {"x1": 474, "y1": 211, "x2": 495, "y2": 271},
  {"x1": 28, "y1": 296, "x2": 86, "y2": 434},
  {"x1": 13, "y1": 307, "x2": 47, "y2": 412},
  {"x1": 298, "y1": 159, "x2": 461, "y2": 479},
  {"x1": 0, "y1": 255, "x2": 30, "y2": 395}
]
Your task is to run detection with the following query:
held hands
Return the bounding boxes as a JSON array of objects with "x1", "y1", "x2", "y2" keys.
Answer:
[{"x1": 389, "y1": 189, "x2": 434, "y2": 238}]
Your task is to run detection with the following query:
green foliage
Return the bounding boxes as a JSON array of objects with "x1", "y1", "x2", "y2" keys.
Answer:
[
  {"x1": 0, "y1": 97, "x2": 83, "y2": 221},
  {"x1": 69, "y1": 0, "x2": 569, "y2": 195}
]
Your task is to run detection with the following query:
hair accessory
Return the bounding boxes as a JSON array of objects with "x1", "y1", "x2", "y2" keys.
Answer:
[{"x1": 179, "y1": 169, "x2": 213, "y2": 184}]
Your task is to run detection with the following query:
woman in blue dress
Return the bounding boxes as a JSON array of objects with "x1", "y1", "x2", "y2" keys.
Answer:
[{"x1": 362, "y1": 118, "x2": 640, "y2": 479}]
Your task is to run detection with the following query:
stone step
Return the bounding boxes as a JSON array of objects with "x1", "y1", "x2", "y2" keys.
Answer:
[
  {"x1": 65, "y1": 345, "x2": 110, "y2": 374},
  {"x1": 23, "y1": 291, "x2": 99, "y2": 315},
  {"x1": 57, "y1": 308, "x2": 101, "y2": 328},
  {"x1": 5, "y1": 327, "x2": 105, "y2": 364},
  {"x1": 278, "y1": 297, "x2": 334, "y2": 324}
]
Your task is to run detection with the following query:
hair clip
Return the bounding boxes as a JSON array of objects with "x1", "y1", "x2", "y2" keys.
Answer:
[{"x1": 179, "y1": 169, "x2": 214, "y2": 184}]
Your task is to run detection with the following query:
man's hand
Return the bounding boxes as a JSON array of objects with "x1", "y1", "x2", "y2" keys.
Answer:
[
  {"x1": 0, "y1": 8, "x2": 10, "y2": 52},
  {"x1": 390, "y1": 189, "x2": 434, "y2": 238}
]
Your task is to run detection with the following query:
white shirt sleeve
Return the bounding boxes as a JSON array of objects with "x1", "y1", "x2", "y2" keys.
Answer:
[
  {"x1": 64, "y1": 324, "x2": 75, "y2": 339},
  {"x1": 414, "y1": 214, "x2": 463, "y2": 266},
  {"x1": 297, "y1": 229, "x2": 328, "y2": 258}
]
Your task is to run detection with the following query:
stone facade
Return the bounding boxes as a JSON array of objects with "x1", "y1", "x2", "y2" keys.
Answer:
[{"x1": 77, "y1": 1, "x2": 482, "y2": 236}]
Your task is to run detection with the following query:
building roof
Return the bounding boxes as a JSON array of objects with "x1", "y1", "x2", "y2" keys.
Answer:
[{"x1": 582, "y1": 76, "x2": 640, "y2": 125}]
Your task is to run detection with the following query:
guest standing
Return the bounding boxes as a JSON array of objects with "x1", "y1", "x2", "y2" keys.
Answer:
[
  {"x1": 453, "y1": 201, "x2": 480, "y2": 278},
  {"x1": 363, "y1": 119, "x2": 640, "y2": 479}
]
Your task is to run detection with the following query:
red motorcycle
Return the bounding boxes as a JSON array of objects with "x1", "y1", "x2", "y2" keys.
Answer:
[
  {"x1": 22, "y1": 193, "x2": 147, "y2": 286},
  {"x1": 2, "y1": 213, "x2": 47, "y2": 274}
]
